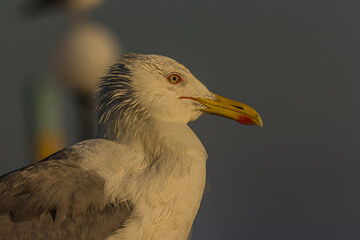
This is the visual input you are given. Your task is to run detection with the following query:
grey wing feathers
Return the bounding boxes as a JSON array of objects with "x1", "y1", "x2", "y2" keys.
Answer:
[{"x1": 0, "y1": 148, "x2": 132, "y2": 240}]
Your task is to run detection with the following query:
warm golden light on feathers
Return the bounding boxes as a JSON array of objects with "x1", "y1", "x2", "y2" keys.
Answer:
[{"x1": 0, "y1": 53, "x2": 262, "y2": 240}]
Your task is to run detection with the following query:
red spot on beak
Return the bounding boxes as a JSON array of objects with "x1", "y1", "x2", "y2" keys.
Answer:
[{"x1": 237, "y1": 115, "x2": 256, "y2": 125}]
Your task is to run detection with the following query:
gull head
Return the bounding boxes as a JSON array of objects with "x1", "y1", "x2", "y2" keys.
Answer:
[{"x1": 96, "y1": 54, "x2": 262, "y2": 139}]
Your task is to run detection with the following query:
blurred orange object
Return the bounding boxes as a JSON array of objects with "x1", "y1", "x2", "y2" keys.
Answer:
[{"x1": 34, "y1": 129, "x2": 66, "y2": 161}]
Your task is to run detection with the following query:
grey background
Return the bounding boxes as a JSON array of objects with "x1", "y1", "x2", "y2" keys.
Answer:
[{"x1": 1, "y1": 0, "x2": 360, "y2": 239}]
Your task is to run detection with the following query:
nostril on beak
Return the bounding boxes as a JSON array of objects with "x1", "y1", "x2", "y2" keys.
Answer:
[{"x1": 233, "y1": 105, "x2": 244, "y2": 110}]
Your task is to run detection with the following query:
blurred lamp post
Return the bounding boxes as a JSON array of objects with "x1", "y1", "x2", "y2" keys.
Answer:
[{"x1": 24, "y1": 0, "x2": 122, "y2": 161}]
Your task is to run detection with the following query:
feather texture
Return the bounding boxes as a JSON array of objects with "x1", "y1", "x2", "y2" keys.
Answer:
[
  {"x1": 0, "y1": 145, "x2": 132, "y2": 239},
  {"x1": 0, "y1": 54, "x2": 214, "y2": 240}
]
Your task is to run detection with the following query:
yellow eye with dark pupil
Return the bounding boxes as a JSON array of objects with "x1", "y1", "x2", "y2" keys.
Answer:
[{"x1": 167, "y1": 74, "x2": 182, "y2": 84}]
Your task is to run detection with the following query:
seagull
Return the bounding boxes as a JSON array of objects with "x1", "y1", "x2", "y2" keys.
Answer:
[{"x1": 0, "y1": 54, "x2": 262, "y2": 240}]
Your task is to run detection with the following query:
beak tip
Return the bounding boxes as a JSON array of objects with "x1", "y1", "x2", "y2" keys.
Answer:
[{"x1": 237, "y1": 115, "x2": 263, "y2": 128}]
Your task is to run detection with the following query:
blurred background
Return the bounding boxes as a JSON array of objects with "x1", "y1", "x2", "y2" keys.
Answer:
[{"x1": 0, "y1": 0, "x2": 360, "y2": 239}]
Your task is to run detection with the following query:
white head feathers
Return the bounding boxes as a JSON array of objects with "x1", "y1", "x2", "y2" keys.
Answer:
[{"x1": 96, "y1": 54, "x2": 214, "y2": 142}]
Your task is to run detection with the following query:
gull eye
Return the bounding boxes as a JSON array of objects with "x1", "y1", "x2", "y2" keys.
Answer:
[{"x1": 167, "y1": 74, "x2": 182, "y2": 84}]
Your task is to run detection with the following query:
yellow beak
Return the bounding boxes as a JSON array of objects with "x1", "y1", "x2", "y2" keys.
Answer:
[{"x1": 193, "y1": 93, "x2": 263, "y2": 127}]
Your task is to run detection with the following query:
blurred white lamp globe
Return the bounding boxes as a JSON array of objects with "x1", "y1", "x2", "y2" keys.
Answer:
[{"x1": 53, "y1": 21, "x2": 121, "y2": 95}]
